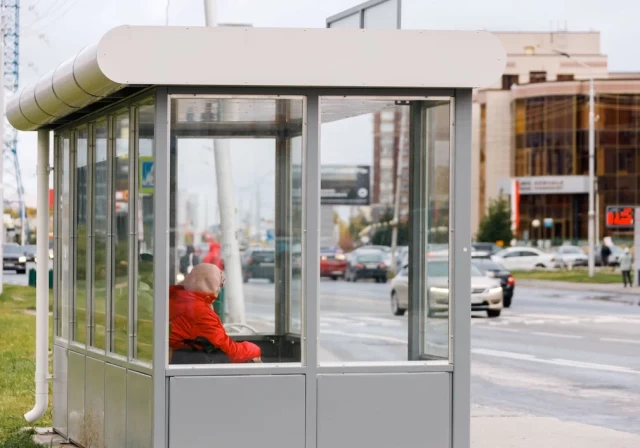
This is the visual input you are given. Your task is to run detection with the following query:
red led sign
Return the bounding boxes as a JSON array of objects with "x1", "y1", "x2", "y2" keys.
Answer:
[{"x1": 605, "y1": 206, "x2": 634, "y2": 228}]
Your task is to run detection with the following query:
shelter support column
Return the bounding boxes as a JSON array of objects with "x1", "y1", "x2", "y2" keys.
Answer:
[{"x1": 25, "y1": 129, "x2": 51, "y2": 423}]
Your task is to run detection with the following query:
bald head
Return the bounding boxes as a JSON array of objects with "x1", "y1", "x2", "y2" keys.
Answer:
[{"x1": 183, "y1": 264, "x2": 225, "y2": 295}]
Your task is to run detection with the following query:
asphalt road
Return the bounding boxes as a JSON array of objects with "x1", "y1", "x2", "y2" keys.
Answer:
[{"x1": 241, "y1": 278, "x2": 640, "y2": 435}]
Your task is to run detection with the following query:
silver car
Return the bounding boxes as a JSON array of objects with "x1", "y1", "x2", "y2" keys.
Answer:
[{"x1": 390, "y1": 258, "x2": 504, "y2": 318}]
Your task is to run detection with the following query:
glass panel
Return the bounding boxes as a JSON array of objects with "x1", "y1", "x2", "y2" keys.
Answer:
[
  {"x1": 112, "y1": 112, "x2": 130, "y2": 356},
  {"x1": 74, "y1": 127, "x2": 89, "y2": 344},
  {"x1": 60, "y1": 135, "x2": 71, "y2": 340},
  {"x1": 92, "y1": 121, "x2": 108, "y2": 350},
  {"x1": 168, "y1": 96, "x2": 304, "y2": 365},
  {"x1": 421, "y1": 101, "x2": 451, "y2": 360},
  {"x1": 319, "y1": 97, "x2": 410, "y2": 363},
  {"x1": 136, "y1": 100, "x2": 155, "y2": 362}
]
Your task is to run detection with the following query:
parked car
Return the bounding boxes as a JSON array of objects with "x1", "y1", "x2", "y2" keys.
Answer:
[
  {"x1": 390, "y1": 258, "x2": 503, "y2": 317},
  {"x1": 472, "y1": 258, "x2": 515, "y2": 308},
  {"x1": 491, "y1": 247, "x2": 558, "y2": 271},
  {"x1": 345, "y1": 251, "x2": 388, "y2": 283},
  {"x1": 320, "y1": 247, "x2": 348, "y2": 280},
  {"x1": 472, "y1": 242, "x2": 502, "y2": 256},
  {"x1": 595, "y1": 245, "x2": 623, "y2": 266},
  {"x1": 241, "y1": 248, "x2": 275, "y2": 283},
  {"x1": 23, "y1": 245, "x2": 37, "y2": 262},
  {"x1": 3, "y1": 244, "x2": 27, "y2": 274},
  {"x1": 554, "y1": 245, "x2": 588, "y2": 267}
]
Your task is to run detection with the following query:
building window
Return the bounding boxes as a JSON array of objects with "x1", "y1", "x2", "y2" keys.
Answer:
[
  {"x1": 502, "y1": 74, "x2": 518, "y2": 90},
  {"x1": 529, "y1": 71, "x2": 547, "y2": 83},
  {"x1": 557, "y1": 74, "x2": 574, "y2": 82}
]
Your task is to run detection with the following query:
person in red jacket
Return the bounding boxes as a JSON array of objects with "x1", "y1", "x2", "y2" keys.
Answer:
[
  {"x1": 202, "y1": 239, "x2": 222, "y2": 269},
  {"x1": 169, "y1": 263, "x2": 261, "y2": 364}
]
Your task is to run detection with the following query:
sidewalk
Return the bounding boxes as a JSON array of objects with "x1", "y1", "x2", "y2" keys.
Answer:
[
  {"x1": 517, "y1": 278, "x2": 640, "y2": 304},
  {"x1": 472, "y1": 406, "x2": 640, "y2": 447}
]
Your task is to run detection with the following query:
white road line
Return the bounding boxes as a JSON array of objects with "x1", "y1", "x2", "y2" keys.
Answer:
[
  {"x1": 472, "y1": 348, "x2": 640, "y2": 375},
  {"x1": 322, "y1": 330, "x2": 407, "y2": 345},
  {"x1": 531, "y1": 331, "x2": 583, "y2": 339},
  {"x1": 477, "y1": 326, "x2": 520, "y2": 333},
  {"x1": 601, "y1": 337, "x2": 640, "y2": 345}
]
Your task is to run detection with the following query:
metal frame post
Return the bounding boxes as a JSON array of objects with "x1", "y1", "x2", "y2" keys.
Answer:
[
  {"x1": 304, "y1": 94, "x2": 320, "y2": 448},
  {"x1": 451, "y1": 89, "x2": 472, "y2": 448},
  {"x1": 152, "y1": 87, "x2": 170, "y2": 448}
]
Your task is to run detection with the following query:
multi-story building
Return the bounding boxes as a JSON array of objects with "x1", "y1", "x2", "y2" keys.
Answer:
[{"x1": 474, "y1": 30, "x2": 640, "y2": 242}]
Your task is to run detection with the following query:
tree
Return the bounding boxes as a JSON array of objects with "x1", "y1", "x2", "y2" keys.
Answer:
[{"x1": 476, "y1": 195, "x2": 513, "y2": 244}]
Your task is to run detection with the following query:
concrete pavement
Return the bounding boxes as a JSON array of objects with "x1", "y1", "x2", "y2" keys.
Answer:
[{"x1": 472, "y1": 406, "x2": 640, "y2": 447}]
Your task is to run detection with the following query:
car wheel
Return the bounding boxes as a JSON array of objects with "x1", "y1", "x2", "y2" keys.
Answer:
[
  {"x1": 243, "y1": 274, "x2": 249, "y2": 283},
  {"x1": 380, "y1": 276, "x2": 388, "y2": 284},
  {"x1": 17, "y1": 269, "x2": 26, "y2": 275},
  {"x1": 503, "y1": 295, "x2": 512, "y2": 308},
  {"x1": 487, "y1": 309, "x2": 502, "y2": 318},
  {"x1": 391, "y1": 292, "x2": 406, "y2": 316},
  {"x1": 331, "y1": 275, "x2": 338, "y2": 281},
  {"x1": 535, "y1": 263, "x2": 546, "y2": 269}
]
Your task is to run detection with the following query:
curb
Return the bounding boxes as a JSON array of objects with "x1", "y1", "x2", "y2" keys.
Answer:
[{"x1": 517, "y1": 279, "x2": 640, "y2": 305}]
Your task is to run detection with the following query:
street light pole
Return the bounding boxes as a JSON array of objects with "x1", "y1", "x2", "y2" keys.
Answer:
[{"x1": 555, "y1": 50, "x2": 595, "y2": 277}]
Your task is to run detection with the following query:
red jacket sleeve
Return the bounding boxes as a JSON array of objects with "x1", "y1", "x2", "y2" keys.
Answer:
[{"x1": 195, "y1": 307, "x2": 261, "y2": 363}]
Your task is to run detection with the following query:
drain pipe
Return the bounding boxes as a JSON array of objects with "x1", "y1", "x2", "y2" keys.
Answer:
[{"x1": 25, "y1": 129, "x2": 50, "y2": 423}]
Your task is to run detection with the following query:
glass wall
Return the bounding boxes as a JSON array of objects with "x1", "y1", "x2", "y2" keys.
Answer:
[
  {"x1": 54, "y1": 95, "x2": 155, "y2": 367},
  {"x1": 92, "y1": 121, "x2": 109, "y2": 350},
  {"x1": 168, "y1": 96, "x2": 304, "y2": 365},
  {"x1": 59, "y1": 134, "x2": 71, "y2": 340},
  {"x1": 318, "y1": 97, "x2": 452, "y2": 364},
  {"x1": 111, "y1": 112, "x2": 130, "y2": 356},
  {"x1": 136, "y1": 100, "x2": 155, "y2": 363},
  {"x1": 74, "y1": 126, "x2": 89, "y2": 344},
  {"x1": 513, "y1": 93, "x2": 640, "y2": 239}
]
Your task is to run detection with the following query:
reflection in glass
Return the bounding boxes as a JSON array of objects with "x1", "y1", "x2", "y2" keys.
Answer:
[
  {"x1": 168, "y1": 96, "x2": 304, "y2": 365},
  {"x1": 60, "y1": 136, "x2": 71, "y2": 340},
  {"x1": 92, "y1": 121, "x2": 108, "y2": 350},
  {"x1": 74, "y1": 127, "x2": 89, "y2": 344},
  {"x1": 112, "y1": 113, "x2": 130, "y2": 356},
  {"x1": 136, "y1": 101, "x2": 155, "y2": 362},
  {"x1": 422, "y1": 101, "x2": 451, "y2": 361}
]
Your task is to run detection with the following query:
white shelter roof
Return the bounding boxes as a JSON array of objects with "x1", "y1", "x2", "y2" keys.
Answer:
[{"x1": 7, "y1": 26, "x2": 505, "y2": 131}]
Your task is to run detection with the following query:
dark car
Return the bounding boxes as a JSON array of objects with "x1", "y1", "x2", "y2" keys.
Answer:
[
  {"x1": 345, "y1": 251, "x2": 388, "y2": 283},
  {"x1": 472, "y1": 258, "x2": 515, "y2": 308},
  {"x1": 241, "y1": 248, "x2": 275, "y2": 283},
  {"x1": 3, "y1": 244, "x2": 27, "y2": 274},
  {"x1": 24, "y1": 245, "x2": 37, "y2": 262}
]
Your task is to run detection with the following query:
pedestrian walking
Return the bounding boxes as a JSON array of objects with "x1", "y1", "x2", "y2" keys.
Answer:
[
  {"x1": 600, "y1": 243, "x2": 611, "y2": 268},
  {"x1": 620, "y1": 247, "x2": 633, "y2": 287}
]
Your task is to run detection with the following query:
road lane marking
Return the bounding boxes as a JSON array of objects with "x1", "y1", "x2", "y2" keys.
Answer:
[
  {"x1": 472, "y1": 348, "x2": 640, "y2": 375},
  {"x1": 601, "y1": 337, "x2": 640, "y2": 345},
  {"x1": 322, "y1": 330, "x2": 407, "y2": 345},
  {"x1": 530, "y1": 331, "x2": 583, "y2": 339}
]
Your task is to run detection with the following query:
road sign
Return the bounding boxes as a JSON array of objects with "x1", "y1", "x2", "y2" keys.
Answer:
[
  {"x1": 606, "y1": 206, "x2": 634, "y2": 228},
  {"x1": 140, "y1": 157, "x2": 155, "y2": 194},
  {"x1": 321, "y1": 165, "x2": 371, "y2": 206}
]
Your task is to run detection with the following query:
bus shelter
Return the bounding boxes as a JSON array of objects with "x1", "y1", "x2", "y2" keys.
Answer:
[{"x1": 8, "y1": 26, "x2": 505, "y2": 448}]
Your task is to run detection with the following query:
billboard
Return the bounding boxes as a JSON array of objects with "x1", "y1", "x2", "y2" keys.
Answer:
[
  {"x1": 606, "y1": 206, "x2": 634, "y2": 228},
  {"x1": 321, "y1": 165, "x2": 371, "y2": 206}
]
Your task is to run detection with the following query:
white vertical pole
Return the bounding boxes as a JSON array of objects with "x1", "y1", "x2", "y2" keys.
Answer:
[
  {"x1": 390, "y1": 108, "x2": 406, "y2": 273},
  {"x1": 204, "y1": 0, "x2": 246, "y2": 324},
  {"x1": 588, "y1": 76, "x2": 595, "y2": 277},
  {"x1": 0, "y1": 3, "x2": 4, "y2": 294},
  {"x1": 24, "y1": 130, "x2": 50, "y2": 423}
]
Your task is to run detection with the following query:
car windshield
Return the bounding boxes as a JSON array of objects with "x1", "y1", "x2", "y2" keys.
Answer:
[
  {"x1": 561, "y1": 247, "x2": 582, "y2": 254},
  {"x1": 494, "y1": 249, "x2": 509, "y2": 257},
  {"x1": 3, "y1": 245, "x2": 23, "y2": 255},
  {"x1": 427, "y1": 260, "x2": 448, "y2": 276},
  {"x1": 610, "y1": 246, "x2": 623, "y2": 254},
  {"x1": 253, "y1": 251, "x2": 274, "y2": 262},
  {"x1": 471, "y1": 264, "x2": 483, "y2": 276}
]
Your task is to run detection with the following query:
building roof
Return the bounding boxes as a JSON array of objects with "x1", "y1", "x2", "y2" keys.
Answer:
[{"x1": 7, "y1": 26, "x2": 506, "y2": 131}]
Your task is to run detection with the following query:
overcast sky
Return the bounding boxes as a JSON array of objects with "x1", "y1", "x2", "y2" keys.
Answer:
[{"x1": 12, "y1": 0, "x2": 640, "y2": 205}]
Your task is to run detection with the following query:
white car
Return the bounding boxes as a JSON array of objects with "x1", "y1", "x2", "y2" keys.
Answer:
[
  {"x1": 390, "y1": 258, "x2": 503, "y2": 318},
  {"x1": 491, "y1": 247, "x2": 558, "y2": 271},
  {"x1": 555, "y1": 245, "x2": 588, "y2": 267}
]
